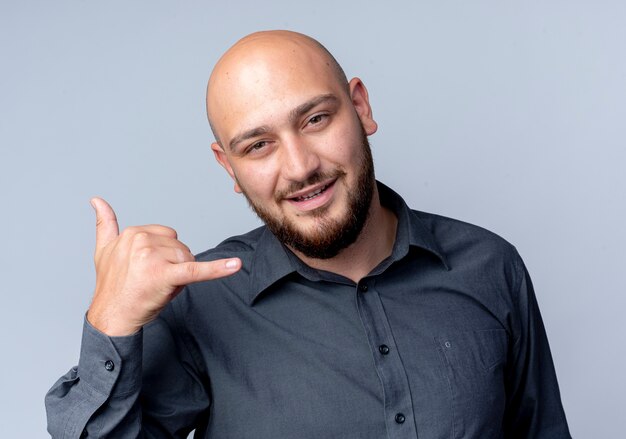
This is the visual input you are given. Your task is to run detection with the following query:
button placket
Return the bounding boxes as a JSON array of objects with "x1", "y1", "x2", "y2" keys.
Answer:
[{"x1": 355, "y1": 281, "x2": 418, "y2": 438}]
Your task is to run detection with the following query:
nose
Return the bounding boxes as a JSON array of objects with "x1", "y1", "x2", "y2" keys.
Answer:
[{"x1": 280, "y1": 135, "x2": 321, "y2": 182}]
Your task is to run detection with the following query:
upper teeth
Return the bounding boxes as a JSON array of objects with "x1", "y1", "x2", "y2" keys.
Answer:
[{"x1": 296, "y1": 185, "x2": 327, "y2": 201}]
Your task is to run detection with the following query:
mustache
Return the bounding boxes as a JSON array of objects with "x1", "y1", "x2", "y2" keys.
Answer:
[{"x1": 275, "y1": 169, "x2": 346, "y2": 201}]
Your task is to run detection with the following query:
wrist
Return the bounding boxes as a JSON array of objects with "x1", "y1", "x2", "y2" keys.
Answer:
[{"x1": 87, "y1": 307, "x2": 141, "y2": 337}]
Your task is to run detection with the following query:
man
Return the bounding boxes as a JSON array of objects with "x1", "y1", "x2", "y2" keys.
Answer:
[{"x1": 46, "y1": 30, "x2": 571, "y2": 438}]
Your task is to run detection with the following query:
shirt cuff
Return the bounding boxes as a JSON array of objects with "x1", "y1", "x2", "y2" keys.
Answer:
[{"x1": 78, "y1": 315, "x2": 143, "y2": 397}]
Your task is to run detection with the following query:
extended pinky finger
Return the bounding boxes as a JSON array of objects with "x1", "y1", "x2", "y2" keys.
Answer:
[{"x1": 166, "y1": 258, "x2": 242, "y2": 286}]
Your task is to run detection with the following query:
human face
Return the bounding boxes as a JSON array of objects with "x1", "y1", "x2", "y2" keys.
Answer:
[
  {"x1": 209, "y1": 36, "x2": 377, "y2": 259},
  {"x1": 213, "y1": 78, "x2": 377, "y2": 259}
]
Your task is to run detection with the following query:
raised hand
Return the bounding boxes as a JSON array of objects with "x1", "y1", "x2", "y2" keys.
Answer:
[{"x1": 86, "y1": 197, "x2": 241, "y2": 336}]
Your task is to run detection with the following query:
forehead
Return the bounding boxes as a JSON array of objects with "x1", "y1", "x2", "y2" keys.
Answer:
[{"x1": 208, "y1": 40, "x2": 345, "y2": 141}]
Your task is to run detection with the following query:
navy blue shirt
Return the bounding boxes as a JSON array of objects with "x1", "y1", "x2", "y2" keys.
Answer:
[{"x1": 46, "y1": 183, "x2": 571, "y2": 438}]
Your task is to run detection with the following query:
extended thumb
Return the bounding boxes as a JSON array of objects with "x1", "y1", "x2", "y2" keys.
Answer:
[{"x1": 91, "y1": 197, "x2": 119, "y2": 249}]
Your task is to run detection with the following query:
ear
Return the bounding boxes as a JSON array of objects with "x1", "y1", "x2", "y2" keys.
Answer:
[
  {"x1": 211, "y1": 142, "x2": 242, "y2": 193},
  {"x1": 348, "y1": 77, "x2": 378, "y2": 135}
]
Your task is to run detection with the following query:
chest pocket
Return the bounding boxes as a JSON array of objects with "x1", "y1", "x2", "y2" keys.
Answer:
[{"x1": 436, "y1": 329, "x2": 508, "y2": 439}]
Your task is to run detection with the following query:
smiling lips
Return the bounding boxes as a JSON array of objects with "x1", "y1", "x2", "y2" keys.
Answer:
[
  {"x1": 286, "y1": 179, "x2": 337, "y2": 211},
  {"x1": 292, "y1": 183, "x2": 331, "y2": 202}
]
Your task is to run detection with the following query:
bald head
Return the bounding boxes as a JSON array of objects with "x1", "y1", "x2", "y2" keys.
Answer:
[{"x1": 206, "y1": 31, "x2": 349, "y2": 146}]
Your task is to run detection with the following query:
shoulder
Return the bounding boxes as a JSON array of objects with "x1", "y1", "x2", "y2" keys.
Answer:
[
  {"x1": 411, "y1": 209, "x2": 524, "y2": 288},
  {"x1": 414, "y1": 209, "x2": 520, "y2": 261},
  {"x1": 407, "y1": 210, "x2": 531, "y2": 324}
]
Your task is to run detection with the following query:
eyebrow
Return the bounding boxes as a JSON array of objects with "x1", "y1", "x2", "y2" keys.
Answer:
[
  {"x1": 228, "y1": 93, "x2": 339, "y2": 152},
  {"x1": 228, "y1": 125, "x2": 271, "y2": 152}
]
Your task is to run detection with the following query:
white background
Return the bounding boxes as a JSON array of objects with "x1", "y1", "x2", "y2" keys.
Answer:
[{"x1": 1, "y1": 1, "x2": 624, "y2": 437}]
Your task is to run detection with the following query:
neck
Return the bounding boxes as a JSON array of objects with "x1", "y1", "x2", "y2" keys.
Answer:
[{"x1": 291, "y1": 186, "x2": 398, "y2": 283}]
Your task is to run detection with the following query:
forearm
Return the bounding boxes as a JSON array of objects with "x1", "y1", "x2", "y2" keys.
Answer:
[{"x1": 45, "y1": 317, "x2": 143, "y2": 438}]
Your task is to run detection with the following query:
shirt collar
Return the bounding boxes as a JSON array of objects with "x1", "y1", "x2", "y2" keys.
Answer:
[
  {"x1": 377, "y1": 181, "x2": 449, "y2": 271},
  {"x1": 248, "y1": 226, "x2": 299, "y2": 305},
  {"x1": 247, "y1": 181, "x2": 449, "y2": 305}
]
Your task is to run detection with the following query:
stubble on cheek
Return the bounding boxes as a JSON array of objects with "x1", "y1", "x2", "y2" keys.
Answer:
[{"x1": 238, "y1": 130, "x2": 375, "y2": 260}]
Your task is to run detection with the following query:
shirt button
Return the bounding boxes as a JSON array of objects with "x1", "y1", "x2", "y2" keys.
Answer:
[
  {"x1": 104, "y1": 360, "x2": 115, "y2": 371},
  {"x1": 359, "y1": 284, "x2": 368, "y2": 292},
  {"x1": 379, "y1": 344, "x2": 390, "y2": 355},
  {"x1": 395, "y1": 413, "x2": 406, "y2": 424}
]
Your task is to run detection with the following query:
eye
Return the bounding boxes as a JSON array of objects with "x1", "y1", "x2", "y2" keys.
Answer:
[
  {"x1": 244, "y1": 140, "x2": 270, "y2": 156},
  {"x1": 250, "y1": 141, "x2": 266, "y2": 150},
  {"x1": 307, "y1": 114, "x2": 328, "y2": 126}
]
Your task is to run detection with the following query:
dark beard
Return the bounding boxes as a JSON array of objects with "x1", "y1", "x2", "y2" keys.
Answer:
[{"x1": 241, "y1": 131, "x2": 375, "y2": 259}]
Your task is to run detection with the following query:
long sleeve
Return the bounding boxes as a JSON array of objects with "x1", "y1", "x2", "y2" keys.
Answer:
[
  {"x1": 45, "y1": 317, "x2": 143, "y2": 438},
  {"x1": 503, "y1": 259, "x2": 572, "y2": 438},
  {"x1": 45, "y1": 302, "x2": 211, "y2": 438}
]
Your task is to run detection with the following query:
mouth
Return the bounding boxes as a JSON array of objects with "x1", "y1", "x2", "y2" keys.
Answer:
[
  {"x1": 290, "y1": 182, "x2": 333, "y2": 202},
  {"x1": 285, "y1": 179, "x2": 337, "y2": 211}
]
